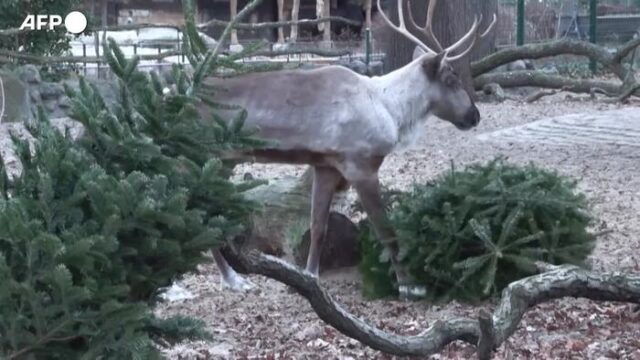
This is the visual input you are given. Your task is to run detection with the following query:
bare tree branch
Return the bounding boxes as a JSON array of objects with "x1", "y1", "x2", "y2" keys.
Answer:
[
  {"x1": 470, "y1": 39, "x2": 627, "y2": 80},
  {"x1": 474, "y1": 71, "x2": 625, "y2": 96},
  {"x1": 223, "y1": 247, "x2": 640, "y2": 358},
  {"x1": 613, "y1": 37, "x2": 640, "y2": 63},
  {"x1": 476, "y1": 310, "x2": 496, "y2": 360},
  {"x1": 524, "y1": 86, "x2": 572, "y2": 103}
]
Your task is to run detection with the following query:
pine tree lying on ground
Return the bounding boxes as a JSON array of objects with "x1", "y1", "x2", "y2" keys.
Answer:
[
  {"x1": 359, "y1": 158, "x2": 596, "y2": 301},
  {"x1": 0, "y1": 6, "x2": 266, "y2": 357}
]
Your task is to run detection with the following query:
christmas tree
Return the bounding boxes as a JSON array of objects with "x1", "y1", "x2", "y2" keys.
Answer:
[{"x1": 0, "y1": 1, "x2": 266, "y2": 357}]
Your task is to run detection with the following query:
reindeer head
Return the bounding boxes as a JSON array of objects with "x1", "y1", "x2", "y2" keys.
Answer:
[{"x1": 378, "y1": 0, "x2": 496, "y2": 131}]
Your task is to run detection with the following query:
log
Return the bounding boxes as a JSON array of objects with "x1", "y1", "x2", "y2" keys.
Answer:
[
  {"x1": 470, "y1": 39, "x2": 626, "y2": 79},
  {"x1": 223, "y1": 247, "x2": 640, "y2": 358},
  {"x1": 474, "y1": 71, "x2": 624, "y2": 95}
]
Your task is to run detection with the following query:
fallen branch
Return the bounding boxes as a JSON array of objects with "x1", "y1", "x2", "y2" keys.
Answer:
[
  {"x1": 525, "y1": 86, "x2": 572, "y2": 103},
  {"x1": 471, "y1": 39, "x2": 627, "y2": 80},
  {"x1": 474, "y1": 71, "x2": 625, "y2": 96},
  {"x1": 613, "y1": 37, "x2": 640, "y2": 63},
  {"x1": 224, "y1": 247, "x2": 640, "y2": 358},
  {"x1": 609, "y1": 83, "x2": 640, "y2": 103},
  {"x1": 470, "y1": 38, "x2": 638, "y2": 81}
]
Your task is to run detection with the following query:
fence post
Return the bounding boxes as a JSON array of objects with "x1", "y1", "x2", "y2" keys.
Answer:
[
  {"x1": 83, "y1": 44, "x2": 87, "y2": 76},
  {"x1": 365, "y1": 27, "x2": 371, "y2": 67},
  {"x1": 589, "y1": 0, "x2": 597, "y2": 73},
  {"x1": 517, "y1": 0, "x2": 525, "y2": 46}
]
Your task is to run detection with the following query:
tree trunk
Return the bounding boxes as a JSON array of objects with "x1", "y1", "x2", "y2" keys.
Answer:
[
  {"x1": 230, "y1": 0, "x2": 239, "y2": 45},
  {"x1": 323, "y1": 0, "x2": 331, "y2": 44},
  {"x1": 291, "y1": 0, "x2": 300, "y2": 42},
  {"x1": 277, "y1": 0, "x2": 285, "y2": 43},
  {"x1": 382, "y1": 0, "x2": 497, "y2": 94},
  {"x1": 100, "y1": 0, "x2": 108, "y2": 27},
  {"x1": 365, "y1": 0, "x2": 372, "y2": 29}
]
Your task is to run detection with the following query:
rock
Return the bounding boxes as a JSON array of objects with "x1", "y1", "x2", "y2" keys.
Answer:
[
  {"x1": 339, "y1": 59, "x2": 368, "y2": 75},
  {"x1": 44, "y1": 100, "x2": 58, "y2": 112},
  {"x1": 29, "y1": 89, "x2": 41, "y2": 103},
  {"x1": 295, "y1": 324, "x2": 323, "y2": 341},
  {"x1": 229, "y1": 43, "x2": 245, "y2": 53},
  {"x1": 495, "y1": 60, "x2": 536, "y2": 73},
  {"x1": 39, "y1": 82, "x2": 65, "y2": 100},
  {"x1": 220, "y1": 174, "x2": 313, "y2": 271},
  {"x1": 368, "y1": 60, "x2": 384, "y2": 76},
  {"x1": 482, "y1": 83, "x2": 507, "y2": 103},
  {"x1": 58, "y1": 96, "x2": 72, "y2": 109},
  {"x1": 16, "y1": 65, "x2": 41, "y2": 84},
  {"x1": 209, "y1": 343, "x2": 233, "y2": 357},
  {"x1": 0, "y1": 69, "x2": 33, "y2": 123},
  {"x1": 271, "y1": 42, "x2": 289, "y2": 52},
  {"x1": 294, "y1": 212, "x2": 360, "y2": 272}
]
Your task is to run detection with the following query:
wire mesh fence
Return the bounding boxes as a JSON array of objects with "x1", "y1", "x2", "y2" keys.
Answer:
[{"x1": 497, "y1": 0, "x2": 640, "y2": 47}]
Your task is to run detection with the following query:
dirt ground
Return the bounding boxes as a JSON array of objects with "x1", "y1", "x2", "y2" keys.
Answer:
[
  {"x1": 151, "y1": 95, "x2": 640, "y2": 360},
  {"x1": 2, "y1": 94, "x2": 638, "y2": 359}
]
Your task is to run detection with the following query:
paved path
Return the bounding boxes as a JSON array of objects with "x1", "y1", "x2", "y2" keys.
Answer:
[{"x1": 477, "y1": 107, "x2": 640, "y2": 148}]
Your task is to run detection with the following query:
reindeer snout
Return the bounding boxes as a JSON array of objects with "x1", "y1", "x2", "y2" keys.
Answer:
[{"x1": 465, "y1": 106, "x2": 481, "y2": 127}]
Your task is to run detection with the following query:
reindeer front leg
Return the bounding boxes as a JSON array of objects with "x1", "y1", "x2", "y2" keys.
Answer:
[{"x1": 341, "y1": 157, "x2": 426, "y2": 300}]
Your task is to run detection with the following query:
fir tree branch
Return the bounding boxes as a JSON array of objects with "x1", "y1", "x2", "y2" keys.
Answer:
[
  {"x1": 0, "y1": 75, "x2": 5, "y2": 123},
  {"x1": 7, "y1": 320, "x2": 74, "y2": 360},
  {"x1": 210, "y1": 0, "x2": 264, "y2": 61},
  {"x1": 223, "y1": 249, "x2": 640, "y2": 358}
]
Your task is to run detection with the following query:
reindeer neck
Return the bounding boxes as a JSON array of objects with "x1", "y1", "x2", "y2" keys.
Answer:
[{"x1": 370, "y1": 56, "x2": 433, "y2": 135}]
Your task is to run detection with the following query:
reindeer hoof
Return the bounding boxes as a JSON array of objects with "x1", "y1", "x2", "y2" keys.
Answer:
[
  {"x1": 398, "y1": 284, "x2": 427, "y2": 301},
  {"x1": 221, "y1": 273, "x2": 255, "y2": 292}
]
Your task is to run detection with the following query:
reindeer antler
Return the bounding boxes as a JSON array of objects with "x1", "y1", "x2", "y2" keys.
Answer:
[
  {"x1": 446, "y1": 13, "x2": 497, "y2": 61},
  {"x1": 376, "y1": 0, "x2": 438, "y2": 55},
  {"x1": 378, "y1": 0, "x2": 497, "y2": 62},
  {"x1": 407, "y1": 0, "x2": 443, "y2": 52}
]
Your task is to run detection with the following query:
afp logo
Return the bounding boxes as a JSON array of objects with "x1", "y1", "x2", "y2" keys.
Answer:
[{"x1": 19, "y1": 11, "x2": 87, "y2": 34}]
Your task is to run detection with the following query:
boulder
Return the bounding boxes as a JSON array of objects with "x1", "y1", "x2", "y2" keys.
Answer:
[
  {"x1": 209, "y1": 169, "x2": 359, "y2": 273},
  {"x1": 368, "y1": 60, "x2": 385, "y2": 76},
  {"x1": 16, "y1": 65, "x2": 41, "y2": 84},
  {"x1": 293, "y1": 212, "x2": 360, "y2": 272},
  {"x1": 39, "y1": 82, "x2": 65, "y2": 100},
  {"x1": 339, "y1": 59, "x2": 368, "y2": 75},
  {"x1": 0, "y1": 69, "x2": 33, "y2": 123}
]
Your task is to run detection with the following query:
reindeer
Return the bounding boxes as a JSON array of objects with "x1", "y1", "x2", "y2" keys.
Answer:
[{"x1": 206, "y1": 0, "x2": 496, "y2": 298}]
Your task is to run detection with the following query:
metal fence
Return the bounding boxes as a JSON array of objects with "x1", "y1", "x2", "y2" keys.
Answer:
[
  {"x1": 6, "y1": 25, "x2": 383, "y2": 79},
  {"x1": 497, "y1": 0, "x2": 640, "y2": 47}
]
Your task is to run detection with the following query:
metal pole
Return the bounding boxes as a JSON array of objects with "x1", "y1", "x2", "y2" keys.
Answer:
[
  {"x1": 589, "y1": 0, "x2": 597, "y2": 72},
  {"x1": 517, "y1": 0, "x2": 525, "y2": 46},
  {"x1": 365, "y1": 28, "x2": 371, "y2": 67}
]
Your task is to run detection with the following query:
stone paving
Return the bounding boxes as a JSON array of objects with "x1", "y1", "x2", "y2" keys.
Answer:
[{"x1": 477, "y1": 107, "x2": 640, "y2": 148}]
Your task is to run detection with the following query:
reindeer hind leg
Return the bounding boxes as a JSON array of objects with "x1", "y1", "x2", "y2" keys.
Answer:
[
  {"x1": 305, "y1": 166, "x2": 344, "y2": 277},
  {"x1": 212, "y1": 249, "x2": 254, "y2": 291}
]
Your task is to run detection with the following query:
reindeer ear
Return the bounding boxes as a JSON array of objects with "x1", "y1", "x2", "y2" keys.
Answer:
[{"x1": 422, "y1": 52, "x2": 446, "y2": 80}]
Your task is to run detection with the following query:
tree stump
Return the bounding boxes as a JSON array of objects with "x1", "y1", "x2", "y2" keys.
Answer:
[{"x1": 223, "y1": 170, "x2": 360, "y2": 273}]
